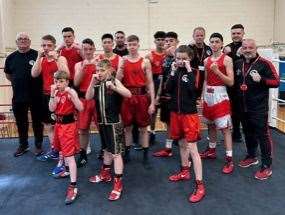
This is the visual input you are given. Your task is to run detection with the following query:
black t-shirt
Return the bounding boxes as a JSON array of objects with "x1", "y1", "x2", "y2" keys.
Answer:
[
  {"x1": 225, "y1": 41, "x2": 242, "y2": 63},
  {"x1": 113, "y1": 47, "x2": 128, "y2": 57},
  {"x1": 188, "y1": 43, "x2": 212, "y2": 69},
  {"x1": 4, "y1": 49, "x2": 43, "y2": 102}
]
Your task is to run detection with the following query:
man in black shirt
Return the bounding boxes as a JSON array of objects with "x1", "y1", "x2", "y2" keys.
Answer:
[
  {"x1": 224, "y1": 24, "x2": 245, "y2": 142},
  {"x1": 113, "y1": 31, "x2": 128, "y2": 57},
  {"x1": 234, "y1": 39, "x2": 279, "y2": 180},
  {"x1": 4, "y1": 32, "x2": 44, "y2": 157},
  {"x1": 188, "y1": 27, "x2": 212, "y2": 98}
]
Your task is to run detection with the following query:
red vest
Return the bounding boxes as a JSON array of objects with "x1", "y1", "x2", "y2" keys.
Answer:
[
  {"x1": 98, "y1": 54, "x2": 120, "y2": 72},
  {"x1": 205, "y1": 54, "x2": 227, "y2": 86},
  {"x1": 41, "y1": 57, "x2": 58, "y2": 95},
  {"x1": 60, "y1": 47, "x2": 82, "y2": 80},
  {"x1": 79, "y1": 63, "x2": 96, "y2": 92},
  {"x1": 150, "y1": 50, "x2": 165, "y2": 75},
  {"x1": 55, "y1": 91, "x2": 75, "y2": 115},
  {"x1": 122, "y1": 57, "x2": 146, "y2": 87}
]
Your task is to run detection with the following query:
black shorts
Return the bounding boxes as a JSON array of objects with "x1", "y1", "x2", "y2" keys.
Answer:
[
  {"x1": 98, "y1": 122, "x2": 125, "y2": 154},
  {"x1": 42, "y1": 94, "x2": 55, "y2": 124}
]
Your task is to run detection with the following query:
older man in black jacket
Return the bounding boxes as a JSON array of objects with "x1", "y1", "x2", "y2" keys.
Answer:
[{"x1": 234, "y1": 39, "x2": 279, "y2": 180}]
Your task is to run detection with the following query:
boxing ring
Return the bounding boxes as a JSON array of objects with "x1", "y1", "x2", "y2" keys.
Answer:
[{"x1": 0, "y1": 52, "x2": 285, "y2": 215}]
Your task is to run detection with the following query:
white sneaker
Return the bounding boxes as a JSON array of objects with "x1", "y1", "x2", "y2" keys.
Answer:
[{"x1": 87, "y1": 143, "x2": 92, "y2": 155}]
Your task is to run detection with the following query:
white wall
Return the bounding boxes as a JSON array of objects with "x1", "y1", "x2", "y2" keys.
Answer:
[
  {"x1": 3, "y1": 0, "x2": 275, "y2": 51},
  {"x1": 274, "y1": 0, "x2": 285, "y2": 43}
]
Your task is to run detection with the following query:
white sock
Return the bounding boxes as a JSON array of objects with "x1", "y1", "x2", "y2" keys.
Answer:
[
  {"x1": 226, "y1": 150, "x2": 233, "y2": 157},
  {"x1": 165, "y1": 139, "x2": 173, "y2": 149},
  {"x1": 209, "y1": 142, "x2": 217, "y2": 149}
]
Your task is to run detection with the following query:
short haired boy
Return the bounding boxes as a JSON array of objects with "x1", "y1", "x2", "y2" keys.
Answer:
[
  {"x1": 49, "y1": 70, "x2": 83, "y2": 205},
  {"x1": 86, "y1": 59, "x2": 131, "y2": 201},
  {"x1": 166, "y1": 45, "x2": 205, "y2": 203}
]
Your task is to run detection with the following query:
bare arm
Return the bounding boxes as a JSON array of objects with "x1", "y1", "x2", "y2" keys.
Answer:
[
  {"x1": 144, "y1": 58, "x2": 155, "y2": 111},
  {"x1": 211, "y1": 56, "x2": 234, "y2": 86},
  {"x1": 68, "y1": 88, "x2": 83, "y2": 112},
  {"x1": 49, "y1": 85, "x2": 58, "y2": 112},
  {"x1": 57, "y1": 56, "x2": 70, "y2": 75},
  {"x1": 116, "y1": 58, "x2": 125, "y2": 81},
  {"x1": 85, "y1": 74, "x2": 100, "y2": 100},
  {"x1": 108, "y1": 79, "x2": 132, "y2": 98},
  {"x1": 31, "y1": 53, "x2": 43, "y2": 77},
  {"x1": 73, "y1": 62, "x2": 84, "y2": 87}
]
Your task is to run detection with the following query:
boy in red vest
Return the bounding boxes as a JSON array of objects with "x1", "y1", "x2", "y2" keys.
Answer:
[{"x1": 49, "y1": 70, "x2": 83, "y2": 204}]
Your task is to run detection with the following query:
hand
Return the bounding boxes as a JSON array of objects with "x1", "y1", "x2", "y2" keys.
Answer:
[
  {"x1": 166, "y1": 46, "x2": 176, "y2": 56},
  {"x1": 47, "y1": 51, "x2": 59, "y2": 60},
  {"x1": 155, "y1": 97, "x2": 160, "y2": 106},
  {"x1": 171, "y1": 62, "x2": 177, "y2": 71},
  {"x1": 184, "y1": 60, "x2": 192, "y2": 72},
  {"x1": 148, "y1": 103, "x2": 155, "y2": 115},
  {"x1": 50, "y1": 84, "x2": 57, "y2": 96},
  {"x1": 92, "y1": 73, "x2": 100, "y2": 85},
  {"x1": 71, "y1": 42, "x2": 81, "y2": 50},
  {"x1": 250, "y1": 70, "x2": 261, "y2": 82},
  {"x1": 210, "y1": 62, "x2": 219, "y2": 74},
  {"x1": 236, "y1": 47, "x2": 242, "y2": 57},
  {"x1": 224, "y1": 46, "x2": 231, "y2": 54},
  {"x1": 38, "y1": 48, "x2": 45, "y2": 58},
  {"x1": 106, "y1": 80, "x2": 116, "y2": 90},
  {"x1": 64, "y1": 86, "x2": 72, "y2": 93},
  {"x1": 56, "y1": 42, "x2": 65, "y2": 52}
]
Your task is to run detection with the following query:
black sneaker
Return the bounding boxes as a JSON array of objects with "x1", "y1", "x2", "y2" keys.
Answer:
[
  {"x1": 76, "y1": 154, "x2": 88, "y2": 168},
  {"x1": 14, "y1": 145, "x2": 29, "y2": 157}
]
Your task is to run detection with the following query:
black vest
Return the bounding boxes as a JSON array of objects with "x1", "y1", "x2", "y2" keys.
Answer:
[{"x1": 94, "y1": 79, "x2": 123, "y2": 124}]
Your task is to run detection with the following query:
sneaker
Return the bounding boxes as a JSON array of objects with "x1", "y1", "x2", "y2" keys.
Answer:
[
  {"x1": 89, "y1": 167, "x2": 112, "y2": 183},
  {"x1": 199, "y1": 147, "x2": 217, "y2": 159},
  {"x1": 36, "y1": 150, "x2": 59, "y2": 162},
  {"x1": 14, "y1": 145, "x2": 29, "y2": 157},
  {"x1": 53, "y1": 170, "x2": 70, "y2": 179},
  {"x1": 153, "y1": 148, "x2": 173, "y2": 157},
  {"x1": 238, "y1": 156, "x2": 259, "y2": 168},
  {"x1": 255, "y1": 167, "x2": 272, "y2": 180},
  {"x1": 86, "y1": 143, "x2": 92, "y2": 155},
  {"x1": 51, "y1": 164, "x2": 65, "y2": 176},
  {"x1": 169, "y1": 168, "x2": 191, "y2": 182},
  {"x1": 76, "y1": 153, "x2": 88, "y2": 168},
  {"x1": 34, "y1": 148, "x2": 44, "y2": 157},
  {"x1": 189, "y1": 180, "x2": 206, "y2": 203},
  {"x1": 108, "y1": 177, "x2": 123, "y2": 201},
  {"x1": 65, "y1": 185, "x2": 78, "y2": 205},
  {"x1": 222, "y1": 156, "x2": 234, "y2": 174}
]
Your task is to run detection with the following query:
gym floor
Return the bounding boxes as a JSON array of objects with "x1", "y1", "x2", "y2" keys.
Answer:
[{"x1": 0, "y1": 130, "x2": 284, "y2": 215}]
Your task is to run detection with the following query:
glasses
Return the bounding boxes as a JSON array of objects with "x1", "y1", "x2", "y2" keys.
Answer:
[{"x1": 17, "y1": 38, "x2": 30, "y2": 41}]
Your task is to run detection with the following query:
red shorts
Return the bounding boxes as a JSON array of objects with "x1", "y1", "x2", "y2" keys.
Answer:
[
  {"x1": 53, "y1": 122, "x2": 80, "y2": 157},
  {"x1": 121, "y1": 95, "x2": 150, "y2": 127},
  {"x1": 77, "y1": 99, "x2": 97, "y2": 130},
  {"x1": 170, "y1": 112, "x2": 200, "y2": 142}
]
